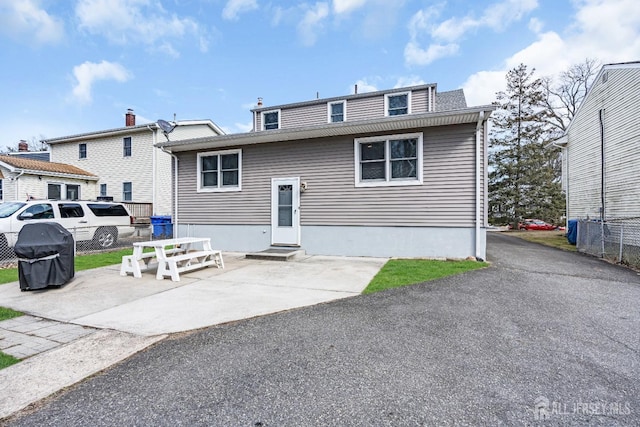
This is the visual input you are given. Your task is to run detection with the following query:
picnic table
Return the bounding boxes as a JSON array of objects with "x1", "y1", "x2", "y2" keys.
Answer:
[{"x1": 120, "y1": 237, "x2": 224, "y2": 282}]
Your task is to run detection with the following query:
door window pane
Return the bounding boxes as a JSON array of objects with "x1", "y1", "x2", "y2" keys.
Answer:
[{"x1": 278, "y1": 185, "x2": 293, "y2": 227}]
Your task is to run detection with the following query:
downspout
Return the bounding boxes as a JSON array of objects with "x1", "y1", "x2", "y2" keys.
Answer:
[
  {"x1": 146, "y1": 125, "x2": 157, "y2": 214},
  {"x1": 475, "y1": 111, "x2": 485, "y2": 260},
  {"x1": 13, "y1": 170, "x2": 25, "y2": 200},
  {"x1": 160, "y1": 146, "x2": 179, "y2": 237},
  {"x1": 599, "y1": 109, "x2": 606, "y2": 221}
]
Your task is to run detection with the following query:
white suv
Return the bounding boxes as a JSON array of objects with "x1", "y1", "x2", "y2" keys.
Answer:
[{"x1": 0, "y1": 200, "x2": 136, "y2": 248}]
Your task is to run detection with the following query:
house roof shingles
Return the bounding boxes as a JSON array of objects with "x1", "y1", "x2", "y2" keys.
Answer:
[{"x1": 0, "y1": 155, "x2": 96, "y2": 178}]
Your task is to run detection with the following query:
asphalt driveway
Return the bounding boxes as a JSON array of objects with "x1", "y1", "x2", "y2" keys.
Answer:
[{"x1": 5, "y1": 233, "x2": 640, "y2": 426}]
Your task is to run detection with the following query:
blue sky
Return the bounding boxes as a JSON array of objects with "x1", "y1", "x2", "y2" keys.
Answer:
[{"x1": 1, "y1": 0, "x2": 638, "y2": 149}]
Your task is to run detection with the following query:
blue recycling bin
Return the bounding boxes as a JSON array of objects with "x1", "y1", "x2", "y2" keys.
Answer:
[
  {"x1": 150, "y1": 215, "x2": 173, "y2": 239},
  {"x1": 567, "y1": 219, "x2": 578, "y2": 245}
]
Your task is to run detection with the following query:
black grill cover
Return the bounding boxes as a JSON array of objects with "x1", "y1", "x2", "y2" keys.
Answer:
[{"x1": 14, "y1": 222, "x2": 75, "y2": 290}]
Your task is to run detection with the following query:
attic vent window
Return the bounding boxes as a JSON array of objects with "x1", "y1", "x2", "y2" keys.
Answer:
[{"x1": 602, "y1": 71, "x2": 608, "y2": 83}]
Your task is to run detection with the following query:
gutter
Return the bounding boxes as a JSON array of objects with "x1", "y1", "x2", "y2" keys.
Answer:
[{"x1": 475, "y1": 111, "x2": 485, "y2": 260}]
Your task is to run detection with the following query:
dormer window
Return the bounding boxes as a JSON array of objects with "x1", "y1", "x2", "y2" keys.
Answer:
[
  {"x1": 328, "y1": 100, "x2": 346, "y2": 123},
  {"x1": 385, "y1": 92, "x2": 411, "y2": 116},
  {"x1": 262, "y1": 110, "x2": 280, "y2": 130}
]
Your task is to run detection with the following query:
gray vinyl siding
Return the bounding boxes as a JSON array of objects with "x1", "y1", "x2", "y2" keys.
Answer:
[
  {"x1": 254, "y1": 88, "x2": 434, "y2": 131},
  {"x1": 177, "y1": 123, "x2": 479, "y2": 227},
  {"x1": 281, "y1": 103, "x2": 326, "y2": 128},
  {"x1": 566, "y1": 66, "x2": 640, "y2": 220},
  {"x1": 346, "y1": 95, "x2": 384, "y2": 121},
  {"x1": 411, "y1": 89, "x2": 430, "y2": 113}
]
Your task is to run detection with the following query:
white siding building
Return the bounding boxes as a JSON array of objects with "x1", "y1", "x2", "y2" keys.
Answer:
[
  {"x1": 558, "y1": 62, "x2": 640, "y2": 221},
  {"x1": 44, "y1": 110, "x2": 224, "y2": 216}
]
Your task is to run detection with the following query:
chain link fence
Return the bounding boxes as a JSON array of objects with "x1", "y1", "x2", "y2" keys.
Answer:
[
  {"x1": 0, "y1": 224, "x2": 161, "y2": 268},
  {"x1": 577, "y1": 217, "x2": 640, "y2": 269}
]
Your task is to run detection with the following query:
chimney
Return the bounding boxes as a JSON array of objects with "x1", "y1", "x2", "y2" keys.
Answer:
[
  {"x1": 18, "y1": 140, "x2": 29, "y2": 152},
  {"x1": 125, "y1": 109, "x2": 135, "y2": 127},
  {"x1": 257, "y1": 97, "x2": 263, "y2": 107}
]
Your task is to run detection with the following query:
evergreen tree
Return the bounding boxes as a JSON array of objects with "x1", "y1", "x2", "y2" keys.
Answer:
[{"x1": 489, "y1": 64, "x2": 564, "y2": 227}]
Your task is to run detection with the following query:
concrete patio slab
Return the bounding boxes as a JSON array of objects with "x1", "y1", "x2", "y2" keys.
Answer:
[{"x1": 0, "y1": 253, "x2": 386, "y2": 336}]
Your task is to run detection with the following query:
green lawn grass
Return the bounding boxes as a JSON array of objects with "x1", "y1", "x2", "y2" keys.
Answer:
[
  {"x1": 0, "y1": 352, "x2": 20, "y2": 370},
  {"x1": 0, "y1": 307, "x2": 24, "y2": 369},
  {"x1": 363, "y1": 258, "x2": 488, "y2": 294},
  {"x1": 0, "y1": 306, "x2": 23, "y2": 321},
  {"x1": 507, "y1": 230, "x2": 576, "y2": 251}
]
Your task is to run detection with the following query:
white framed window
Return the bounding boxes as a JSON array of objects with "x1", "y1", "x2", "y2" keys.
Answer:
[
  {"x1": 384, "y1": 91, "x2": 411, "y2": 116},
  {"x1": 327, "y1": 100, "x2": 346, "y2": 123},
  {"x1": 123, "y1": 182, "x2": 132, "y2": 201},
  {"x1": 197, "y1": 149, "x2": 242, "y2": 192},
  {"x1": 123, "y1": 137, "x2": 132, "y2": 157},
  {"x1": 79, "y1": 143, "x2": 87, "y2": 159},
  {"x1": 100, "y1": 183, "x2": 107, "y2": 197},
  {"x1": 262, "y1": 110, "x2": 280, "y2": 130},
  {"x1": 354, "y1": 132, "x2": 423, "y2": 187}
]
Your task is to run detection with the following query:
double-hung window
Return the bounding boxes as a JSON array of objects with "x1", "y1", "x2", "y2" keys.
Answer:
[
  {"x1": 123, "y1": 182, "x2": 132, "y2": 201},
  {"x1": 79, "y1": 143, "x2": 87, "y2": 159},
  {"x1": 197, "y1": 149, "x2": 242, "y2": 192},
  {"x1": 385, "y1": 92, "x2": 410, "y2": 116},
  {"x1": 262, "y1": 110, "x2": 280, "y2": 130},
  {"x1": 123, "y1": 137, "x2": 132, "y2": 157},
  {"x1": 328, "y1": 100, "x2": 346, "y2": 123},
  {"x1": 354, "y1": 133, "x2": 423, "y2": 187}
]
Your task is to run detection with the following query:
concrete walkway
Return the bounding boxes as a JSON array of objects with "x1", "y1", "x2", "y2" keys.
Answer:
[{"x1": 0, "y1": 252, "x2": 386, "y2": 419}]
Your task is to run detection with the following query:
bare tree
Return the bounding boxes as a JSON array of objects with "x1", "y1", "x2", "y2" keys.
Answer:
[{"x1": 541, "y1": 58, "x2": 600, "y2": 136}]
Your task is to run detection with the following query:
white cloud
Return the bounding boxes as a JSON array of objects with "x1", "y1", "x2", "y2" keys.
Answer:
[
  {"x1": 71, "y1": 61, "x2": 132, "y2": 105},
  {"x1": 353, "y1": 79, "x2": 378, "y2": 94},
  {"x1": 297, "y1": 2, "x2": 330, "y2": 46},
  {"x1": 404, "y1": 41, "x2": 459, "y2": 66},
  {"x1": 0, "y1": 0, "x2": 64, "y2": 45},
  {"x1": 405, "y1": 0, "x2": 538, "y2": 66},
  {"x1": 528, "y1": 17, "x2": 544, "y2": 34},
  {"x1": 394, "y1": 76, "x2": 426, "y2": 88},
  {"x1": 333, "y1": 0, "x2": 367, "y2": 15},
  {"x1": 222, "y1": 0, "x2": 259, "y2": 21},
  {"x1": 462, "y1": 0, "x2": 640, "y2": 106},
  {"x1": 75, "y1": 0, "x2": 201, "y2": 54}
]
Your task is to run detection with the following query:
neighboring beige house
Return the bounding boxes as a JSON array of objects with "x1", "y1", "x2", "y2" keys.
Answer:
[
  {"x1": 157, "y1": 84, "x2": 494, "y2": 259},
  {"x1": 0, "y1": 155, "x2": 97, "y2": 202},
  {"x1": 43, "y1": 110, "x2": 225, "y2": 216},
  {"x1": 557, "y1": 61, "x2": 640, "y2": 220}
]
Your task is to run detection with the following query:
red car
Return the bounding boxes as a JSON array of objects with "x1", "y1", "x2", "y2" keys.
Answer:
[{"x1": 520, "y1": 219, "x2": 557, "y2": 231}]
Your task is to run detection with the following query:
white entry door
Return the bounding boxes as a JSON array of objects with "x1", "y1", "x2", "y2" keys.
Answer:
[{"x1": 271, "y1": 177, "x2": 300, "y2": 246}]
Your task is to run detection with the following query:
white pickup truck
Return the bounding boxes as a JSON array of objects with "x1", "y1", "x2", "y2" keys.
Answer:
[{"x1": 0, "y1": 200, "x2": 136, "y2": 248}]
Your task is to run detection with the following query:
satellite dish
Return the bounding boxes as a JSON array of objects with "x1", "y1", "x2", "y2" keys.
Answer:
[{"x1": 157, "y1": 119, "x2": 176, "y2": 135}]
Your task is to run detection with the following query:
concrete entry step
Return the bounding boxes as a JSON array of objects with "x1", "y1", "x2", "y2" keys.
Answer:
[{"x1": 245, "y1": 247, "x2": 306, "y2": 261}]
